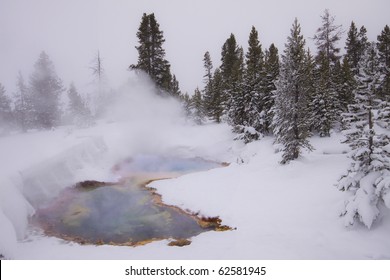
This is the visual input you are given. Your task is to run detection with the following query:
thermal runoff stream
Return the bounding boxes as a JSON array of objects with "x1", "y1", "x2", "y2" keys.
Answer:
[{"x1": 32, "y1": 155, "x2": 228, "y2": 246}]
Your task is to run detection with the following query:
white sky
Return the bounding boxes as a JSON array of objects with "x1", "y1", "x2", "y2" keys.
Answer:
[{"x1": 0, "y1": 0, "x2": 389, "y2": 95}]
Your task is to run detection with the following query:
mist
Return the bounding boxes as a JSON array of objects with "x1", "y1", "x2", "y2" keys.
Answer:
[{"x1": 1, "y1": 0, "x2": 389, "y2": 96}]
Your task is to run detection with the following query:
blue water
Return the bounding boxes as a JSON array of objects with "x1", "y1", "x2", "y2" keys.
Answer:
[{"x1": 114, "y1": 155, "x2": 222, "y2": 175}]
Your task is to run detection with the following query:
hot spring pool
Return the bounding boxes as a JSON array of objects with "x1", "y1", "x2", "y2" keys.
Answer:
[{"x1": 33, "y1": 155, "x2": 228, "y2": 246}]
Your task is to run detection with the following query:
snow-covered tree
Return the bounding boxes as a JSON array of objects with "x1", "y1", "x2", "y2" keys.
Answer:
[
  {"x1": 207, "y1": 68, "x2": 224, "y2": 123},
  {"x1": 67, "y1": 83, "x2": 92, "y2": 127},
  {"x1": 13, "y1": 72, "x2": 33, "y2": 131},
  {"x1": 338, "y1": 42, "x2": 390, "y2": 229},
  {"x1": 29, "y1": 51, "x2": 64, "y2": 129},
  {"x1": 180, "y1": 92, "x2": 192, "y2": 118},
  {"x1": 130, "y1": 13, "x2": 174, "y2": 95},
  {"x1": 263, "y1": 44, "x2": 280, "y2": 133},
  {"x1": 0, "y1": 83, "x2": 12, "y2": 132},
  {"x1": 345, "y1": 22, "x2": 368, "y2": 75},
  {"x1": 189, "y1": 87, "x2": 205, "y2": 124},
  {"x1": 311, "y1": 9, "x2": 343, "y2": 136},
  {"x1": 377, "y1": 25, "x2": 390, "y2": 101},
  {"x1": 303, "y1": 48, "x2": 316, "y2": 123},
  {"x1": 272, "y1": 18, "x2": 313, "y2": 164},
  {"x1": 237, "y1": 26, "x2": 265, "y2": 142},
  {"x1": 170, "y1": 75, "x2": 181, "y2": 98},
  {"x1": 202, "y1": 51, "x2": 215, "y2": 119},
  {"x1": 227, "y1": 46, "x2": 249, "y2": 139},
  {"x1": 338, "y1": 57, "x2": 356, "y2": 113},
  {"x1": 220, "y1": 33, "x2": 243, "y2": 118}
]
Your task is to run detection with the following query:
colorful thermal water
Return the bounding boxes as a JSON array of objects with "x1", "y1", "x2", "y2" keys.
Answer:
[{"x1": 33, "y1": 156, "x2": 225, "y2": 246}]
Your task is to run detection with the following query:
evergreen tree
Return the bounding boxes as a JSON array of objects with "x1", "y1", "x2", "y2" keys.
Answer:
[
  {"x1": 0, "y1": 83, "x2": 12, "y2": 132},
  {"x1": 338, "y1": 57, "x2": 356, "y2": 112},
  {"x1": 13, "y1": 71, "x2": 33, "y2": 131},
  {"x1": 377, "y1": 25, "x2": 390, "y2": 100},
  {"x1": 130, "y1": 13, "x2": 174, "y2": 94},
  {"x1": 338, "y1": 42, "x2": 390, "y2": 228},
  {"x1": 180, "y1": 92, "x2": 192, "y2": 118},
  {"x1": 345, "y1": 22, "x2": 369, "y2": 75},
  {"x1": 220, "y1": 33, "x2": 243, "y2": 116},
  {"x1": 67, "y1": 83, "x2": 92, "y2": 127},
  {"x1": 221, "y1": 34, "x2": 241, "y2": 82},
  {"x1": 170, "y1": 75, "x2": 181, "y2": 98},
  {"x1": 227, "y1": 46, "x2": 247, "y2": 137},
  {"x1": 313, "y1": 9, "x2": 343, "y2": 64},
  {"x1": 311, "y1": 9, "x2": 343, "y2": 136},
  {"x1": 237, "y1": 26, "x2": 265, "y2": 142},
  {"x1": 202, "y1": 51, "x2": 214, "y2": 118},
  {"x1": 208, "y1": 68, "x2": 224, "y2": 123},
  {"x1": 303, "y1": 48, "x2": 316, "y2": 128},
  {"x1": 264, "y1": 44, "x2": 280, "y2": 132},
  {"x1": 29, "y1": 51, "x2": 64, "y2": 129},
  {"x1": 190, "y1": 87, "x2": 205, "y2": 124},
  {"x1": 272, "y1": 18, "x2": 313, "y2": 164}
]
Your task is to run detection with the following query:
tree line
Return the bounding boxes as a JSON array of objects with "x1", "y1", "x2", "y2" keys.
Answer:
[
  {"x1": 183, "y1": 11, "x2": 389, "y2": 161},
  {"x1": 0, "y1": 51, "x2": 108, "y2": 134}
]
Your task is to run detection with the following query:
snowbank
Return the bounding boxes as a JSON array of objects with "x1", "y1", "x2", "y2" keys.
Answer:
[{"x1": 0, "y1": 131, "x2": 109, "y2": 258}]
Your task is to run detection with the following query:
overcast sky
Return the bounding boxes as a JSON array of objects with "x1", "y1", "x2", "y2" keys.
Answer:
[{"x1": 0, "y1": 0, "x2": 389, "y2": 95}]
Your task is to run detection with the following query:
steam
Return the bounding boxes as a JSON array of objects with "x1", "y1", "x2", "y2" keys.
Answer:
[
  {"x1": 102, "y1": 72, "x2": 185, "y2": 123},
  {"x1": 92, "y1": 72, "x2": 198, "y2": 161}
]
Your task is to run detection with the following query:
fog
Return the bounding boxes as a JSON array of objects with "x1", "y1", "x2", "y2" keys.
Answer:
[{"x1": 0, "y1": 0, "x2": 389, "y2": 97}]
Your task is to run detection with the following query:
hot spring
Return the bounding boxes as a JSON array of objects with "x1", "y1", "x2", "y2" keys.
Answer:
[{"x1": 33, "y1": 155, "x2": 229, "y2": 246}]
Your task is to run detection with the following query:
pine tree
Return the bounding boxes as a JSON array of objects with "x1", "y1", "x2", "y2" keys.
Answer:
[
  {"x1": 304, "y1": 48, "x2": 316, "y2": 126},
  {"x1": 130, "y1": 13, "x2": 174, "y2": 95},
  {"x1": 180, "y1": 92, "x2": 192, "y2": 118},
  {"x1": 170, "y1": 75, "x2": 181, "y2": 98},
  {"x1": 272, "y1": 18, "x2": 313, "y2": 164},
  {"x1": 345, "y1": 22, "x2": 369, "y2": 75},
  {"x1": 0, "y1": 83, "x2": 12, "y2": 132},
  {"x1": 227, "y1": 46, "x2": 247, "y2": 137},
  {"x1": 237, "y1": 26, "x2": 265, "y2": 142},
  {"x1": 311, "y1": 53, "x2": 340, "y2": 136},
  {"x1": 264, "y1": 44, "x2": 280, "y2": 133},
  {"x1": 202, "y1": 51, "x2": 214, "y2": 118},
  {"x1": 311, "y1": 9, "x2": 343, "y2": 136},
  {"x1": 338, "y1": 57, "x2": 356, "y2": 112},
  {"x1": 220, "y1": 33, "x2": 243, "y2": 117},
  {"x1": 208, "y1": 68, "x2": 224, "y2": 123},
  {"x1": 190, "y1": 87, "x2": 205, "y2": 124},
  {"x1": 13, "y1": 71, "x2": 33, "y2": 131},
  {"x1": 377, "y1": 25, "x2": 390, "y2": 101},
  {"x1": 67, "y1": 83, "x2": 92, "y2": 127},
  {"x1": 338, "y1": 42, "x2": 390, "y2": 228},
  {"x1": 29, "y1": 51, "x2": 64, "y2": 129}
]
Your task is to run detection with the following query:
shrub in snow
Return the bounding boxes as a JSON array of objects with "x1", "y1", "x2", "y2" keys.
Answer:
[{"x1": 337, "y1": 42, "x2": 390, "y2": 228}]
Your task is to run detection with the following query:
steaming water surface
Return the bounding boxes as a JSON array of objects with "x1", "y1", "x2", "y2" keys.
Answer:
[{"x1": 33, "y1": 155, "x2": 225, "y2": 246}]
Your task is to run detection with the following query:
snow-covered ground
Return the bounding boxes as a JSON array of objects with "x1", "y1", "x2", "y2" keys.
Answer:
[{"x1": 1, "y1": 82, "x2": 390, "y2": 260}]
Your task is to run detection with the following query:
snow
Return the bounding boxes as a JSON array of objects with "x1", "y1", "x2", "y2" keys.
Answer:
[{"x1": 1, "y1": 81, "x2": 390, "y2": 259}]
